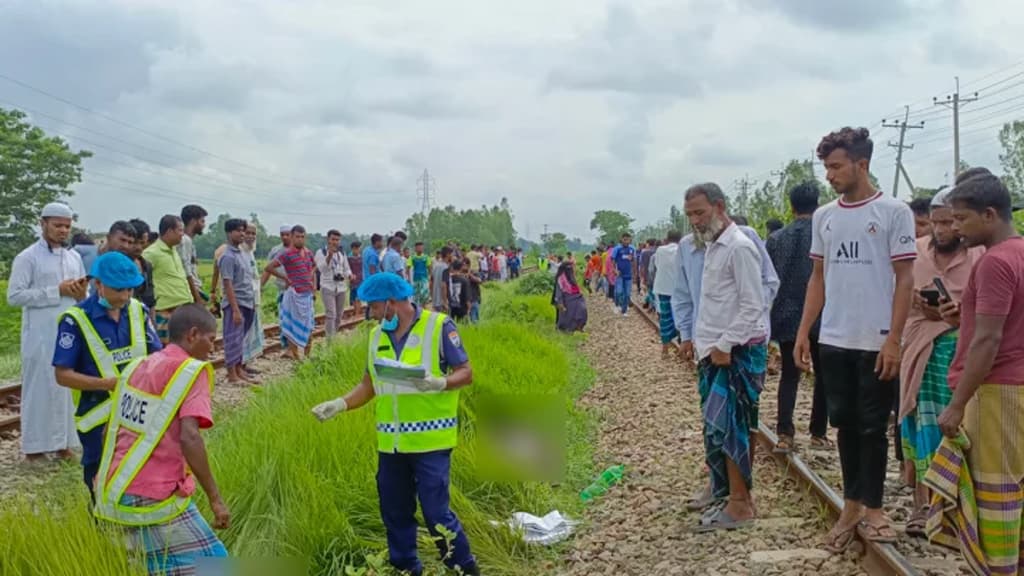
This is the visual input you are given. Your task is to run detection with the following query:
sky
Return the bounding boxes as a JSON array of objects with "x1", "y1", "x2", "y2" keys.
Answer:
[{"x1": 2, "y1": 0, "x2": 1022, "y2": 242}]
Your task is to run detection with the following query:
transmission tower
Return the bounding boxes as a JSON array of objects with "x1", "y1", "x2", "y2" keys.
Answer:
[{"x1": 417, "y1": 169, "x2": 437, "y2": 214}]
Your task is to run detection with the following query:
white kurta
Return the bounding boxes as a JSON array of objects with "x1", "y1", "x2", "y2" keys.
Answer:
[{"x1": 6, "y1": 239, "x2": 85, "y2": 454}]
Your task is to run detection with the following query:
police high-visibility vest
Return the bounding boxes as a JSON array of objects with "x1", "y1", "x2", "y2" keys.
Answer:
[
  {"x1": 93, "y1": 354, "x2": 214, "y2": 526},
  {"x1": 60, "y1": 299, "x2": 148, "y2": 433},
  {"x1": 368, "y1": 310, "x2": 459, "y2": 453}
]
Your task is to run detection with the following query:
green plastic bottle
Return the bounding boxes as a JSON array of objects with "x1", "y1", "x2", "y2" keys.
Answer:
[{"x1": 580, "y1": 464, "x2": 626, "y2": 502}]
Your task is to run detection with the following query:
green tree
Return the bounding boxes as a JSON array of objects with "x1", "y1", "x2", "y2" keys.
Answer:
[
  {"x1": 403, "y1": 199, "x2": 516, "y2": 249},
  {"x1": 541, "y1": 231, "x2": 568, "y2": 256},
  {"x1": 589, "y1": 210, "x2": 634, "y2": 245},
  {"x1": 999, "y1": 120, "x2": 1024, "y2": 200},
  {"x1": 0, "y1": 108, "x2": 92, "y2": 265}
]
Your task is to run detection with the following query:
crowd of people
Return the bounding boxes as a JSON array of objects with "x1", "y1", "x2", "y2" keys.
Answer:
[
  {"x1": 5, "y1": 199, "x2": 529, "y2": 574},
  {"x1": 584, "y1": 126, "x2": 1022, "y2": 574}
]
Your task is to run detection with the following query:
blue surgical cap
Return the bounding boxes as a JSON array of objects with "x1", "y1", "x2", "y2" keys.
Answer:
[
  {"x1": 357, "y1": 272, "x2": 414, "y2": 303},
  {"x1": 90, "y1": 251, "x2": 144, "y2": 290}
]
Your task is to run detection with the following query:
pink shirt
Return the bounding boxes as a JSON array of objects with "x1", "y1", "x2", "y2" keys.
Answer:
[
  {"x1": 107, "y1": 344, "x2": 213, "y2": 501},
  {"x1": 949, "y1": 237, "x2": 1024, "y2": 388}
]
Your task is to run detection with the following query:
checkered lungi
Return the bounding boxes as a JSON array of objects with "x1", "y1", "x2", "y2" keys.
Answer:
[{"x1": 120, "y1": 495, "x2": 228, "y2": 575}]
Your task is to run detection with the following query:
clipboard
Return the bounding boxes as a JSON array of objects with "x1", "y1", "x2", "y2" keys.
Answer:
[{"x1": 373, "y1": 359, "x2": 426, "y2": 382}]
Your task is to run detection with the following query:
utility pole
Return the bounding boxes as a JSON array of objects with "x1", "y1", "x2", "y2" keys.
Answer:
[
  {"x1": 734, "y1": 174, "x2": 752, "y2": 215},
  {"x1": 883, "y1": 106, "x2": 924, "y2": 197},
  {"x1": 416, "y1": 169, "x2": 436, "y2": 214},
  {"x1": 934, "y1": 77, "x2": 978, "y2": 178}
]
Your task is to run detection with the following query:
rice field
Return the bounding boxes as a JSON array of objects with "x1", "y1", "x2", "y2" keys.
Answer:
[{"x1": 0, "y1": 282, "x2": 595, "y2": 576}]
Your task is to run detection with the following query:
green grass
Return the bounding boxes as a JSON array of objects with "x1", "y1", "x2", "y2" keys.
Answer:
[{"x1": 0, "y1": 283, "x2": 595, "y2": 576}]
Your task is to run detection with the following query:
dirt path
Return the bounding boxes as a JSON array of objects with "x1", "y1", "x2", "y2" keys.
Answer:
[{"x1": 562, "y1": 297, "x2": 866, "y2": 576}]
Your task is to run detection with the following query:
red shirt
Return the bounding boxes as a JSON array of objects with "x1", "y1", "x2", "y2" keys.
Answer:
[
  {"x1": 948, "y1": 237, "x2": 1024, "y2": 388},
  {"x1": 108, "y1": 344, "x2": 213, "y2": 500},
  {"x1": 274, "y1": 247, "x2": 316, "y2": 293}
]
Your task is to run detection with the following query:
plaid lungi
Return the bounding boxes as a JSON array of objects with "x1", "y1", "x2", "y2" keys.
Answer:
[
  {"x1": 656, "y1": 294, "x2": 677, "y2": 344},
  {"x1": 120, "y1": 495, "x2": 228, "y2": 576},
  {"x1": 154, "y1": 308, "x2": 177, "y2": 343}
]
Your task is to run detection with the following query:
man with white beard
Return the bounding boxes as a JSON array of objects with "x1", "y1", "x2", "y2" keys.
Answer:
[{"x1": 675, "y1": 181, "x2": 765, "y2": 528}]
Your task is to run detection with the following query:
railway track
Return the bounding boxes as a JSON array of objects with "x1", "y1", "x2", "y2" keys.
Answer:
[
  {"x1": 627, "y1": 297, "x2": 936, "y2": 576},
  {"x1": 0, "y1": 310, "x2": 348, "y2": 435}
]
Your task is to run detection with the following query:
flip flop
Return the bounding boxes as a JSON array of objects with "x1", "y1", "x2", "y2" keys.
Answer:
[
  {"x1": 860, "y1": 521, "x2": 898, "y2": 543},
  {"x1": 686, "y1": 486, "x2": 718, "y2": 511},
  {"x1": 694, "y1": 507, "x2": 753, "y2": 533},
  {"x1": 822, "y1": 524, "x2": 858, "y2": 553},
  {"x1": 905, "y1": 507, "x2": 928, "y2": 538},
  {"x1": 773, "y1": 435, "x2": 795, "y2": 454},
  {"x1": 809, "y1": 435, "x2": 834, "y2": 449}
]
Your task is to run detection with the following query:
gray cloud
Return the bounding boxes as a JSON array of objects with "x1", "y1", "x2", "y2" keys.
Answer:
[
  {"x1": 688, "y1": 144, "x2": 757, "y2": 167},
  {"x1": 367, "y1": 92, "x2": 478, "y2": 119},
  {"x1": 738, "y1": 0, "x2": 917, "y2": 31}
]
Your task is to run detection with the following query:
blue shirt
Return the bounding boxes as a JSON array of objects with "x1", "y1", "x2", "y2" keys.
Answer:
[
  {"x1": 382, "y1": 248, "x2": 406, "y2": 277},
  {"x1": 363, "y1": 248, "x2": 381, "y2": 280},
  {"x1": 369, "y1": 305, "x2": 469, "y2": 374},
  {"x1": 52, "y1": 294, "x2": 162, "y2": 466},
  {"x1": 612, "y1": 244, "x2": 636, "y2": 279},
  {"x1": 508, "y1": 255, "x2": 520, "y2": 270}
]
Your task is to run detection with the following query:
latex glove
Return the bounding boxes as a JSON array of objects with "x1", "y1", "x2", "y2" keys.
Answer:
[
  {"x1": 413, "y1": 375, "x2": 448, "y2": 392},
  {"x1": 311, "y1": 398, "x2": 348, "y2": 422}
]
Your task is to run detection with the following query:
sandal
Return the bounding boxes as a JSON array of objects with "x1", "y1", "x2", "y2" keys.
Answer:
[
  {"x1": 822, "y1": 523, "x2": 858, "y2": 553},
  {"x1": 906, "y1": 507, "x2": 928, "y2": 538},
  {"x1": 773, "y1": 435, "x2": 795, "y2": 454},
  {"x1": 695, "y1": 507, "x2": 753, "y2": 533},
  {"x1": 860, "y1": 521, "x2": 898, "y2": 543},
  {"x1": 810, "y1": 435, "x2": 834, "y2": 449},
  {"x1": 686, "y1": 484, "x2": 717, "y2": 511}
]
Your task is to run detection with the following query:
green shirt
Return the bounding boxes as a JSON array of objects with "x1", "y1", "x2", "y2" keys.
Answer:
[{"x1": 142, "y1": 239, "x2": 194, "y2": 310}]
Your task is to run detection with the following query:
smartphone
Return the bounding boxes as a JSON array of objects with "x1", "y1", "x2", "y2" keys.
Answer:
[
  {"x1": 933, "y1": 277, "x2": 951, "y2": 302},
  {"x1": 919, "y1": 289, "x2": 941, "y2": 307}
]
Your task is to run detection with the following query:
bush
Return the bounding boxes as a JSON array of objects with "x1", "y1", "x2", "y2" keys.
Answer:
[
  {"x1": 0, "y1": 280, "x2": 20, "y2": 356},
  {"x1": 514, "y1": 273, "x2": 554, "y2": 297}
]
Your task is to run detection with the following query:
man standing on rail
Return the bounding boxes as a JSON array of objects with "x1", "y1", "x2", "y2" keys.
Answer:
[
  {"x1": 765, "y1": 182, "x2": 829, "y2": 454},
  {"x1": 794, "y1": 127, "x2": 915, "y2": 550},
  {"x1": 176, "y1": 204, "x2": 210, "y2": 304},
  {"x1": 897, "y1": 188, "x2": 982, "y2": 537},
  {"x1": 53, "y1": 252, "x2": 162, "y2": 499},
  {"x1": 265, "y1": 225, "x2": 318, "y2": 361},
  {"x1": 144, "y1": 215, "x2": 201, "y2": 344},
  {"x1": 7, "y1": 202, "x2": 87, "y2": 461},
  {"x1": 266, "y1": 225, "x2": 292, "y2": 351},
  {"x1": 218, "y1": 219, "x2": 260, "y2": 384},
  {"x1": 930, "y1": 169, "x2": 1024, "y2": 573},
  {"x1": 681, "y1": 183, "x2": 766, "y2": 531},
  {"x1": 311, "y1": 273, "x2": 479, "y2": 576},
  {"x1": 672, "y1": 205, "x2": 779, "y2": 513},
  {"x1": 94, "y1": 304, "x2": 230, "y2": 574},
  {"x1": 316, "y1": 229, "x2": 353, "y2": 339},
  {"x1": 651, "y1": 231, "x2": 682, "y2": 359},
  {"x1": 410, "y1": 242, "x2": 431, "y2": 306}
]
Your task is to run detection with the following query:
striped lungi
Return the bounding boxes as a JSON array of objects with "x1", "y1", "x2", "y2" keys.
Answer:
[
  {"x1": 154, "y1": 308, "x2": 177, "y2": 343},
  {"x1": 242, "y1": 309, "x2": 265, "y2": 364},
  {"x1": 656, "y1": 294, "x2": 677, "y2": 344},
  {"x1": 926, "y1": 384, "x2": 1024, "y2": 575},
  {"x1": 280, "y1": 288, "x2": 315, "y2": 348},
  {"x1": 901, "y1": 332, "x2": 956, "y2": 482},
  {"x1": 120, "y1": 495, "x2": 228, "y2": 575},
  {"x1": 699, "y1": 344, "x2": 766, "y2": 498}
]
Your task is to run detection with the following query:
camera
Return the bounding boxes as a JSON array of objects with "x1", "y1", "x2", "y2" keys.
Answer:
[{"x1": 333, "y1": 273, "x2": 345, "y2": 282}]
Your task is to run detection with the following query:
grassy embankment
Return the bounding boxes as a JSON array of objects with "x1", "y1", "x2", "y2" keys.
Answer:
[{"x1": 0, "y1": 278, "x2": 597, "y2": 576}]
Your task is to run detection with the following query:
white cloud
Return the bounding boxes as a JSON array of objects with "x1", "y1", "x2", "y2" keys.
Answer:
[{"x1": 1, "y1": 0, "x2": 1022, "y2": 242}]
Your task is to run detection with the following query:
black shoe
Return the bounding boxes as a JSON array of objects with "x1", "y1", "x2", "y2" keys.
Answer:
[{"x1": 458, "y1": 564, "x2": 481, "y2": 576}]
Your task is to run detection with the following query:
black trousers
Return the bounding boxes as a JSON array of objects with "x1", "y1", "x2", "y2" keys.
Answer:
[
  {"x1": 818, "y1": 344, "x2": 896, "y2": 509},
  {"x1": 777, "y1": 339, "x2": 828, "y2": 439}
]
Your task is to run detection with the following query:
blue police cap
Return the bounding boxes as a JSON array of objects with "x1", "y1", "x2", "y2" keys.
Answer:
[
  {"x1": 90, "y1": 252, "x2": 145, "y2": 290},
  {"x1": 357, "y1": 272, "x2": 414, "y2": 303}
]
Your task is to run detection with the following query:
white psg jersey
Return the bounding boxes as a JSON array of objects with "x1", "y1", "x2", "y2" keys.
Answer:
[{"x1": 810, "y1": 191, "x2": 916, "y2": 351}]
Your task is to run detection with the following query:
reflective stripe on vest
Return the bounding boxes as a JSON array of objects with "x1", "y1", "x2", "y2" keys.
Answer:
[
  {"x1": 61, "y1": 299, "x2": 148, "y2": 433},
  {"x1": 368, "y1": 311, "x2": 460, "y2": 453},
  {"x1": 93, "y1": 355, "x2": 214, "y2": 526}
]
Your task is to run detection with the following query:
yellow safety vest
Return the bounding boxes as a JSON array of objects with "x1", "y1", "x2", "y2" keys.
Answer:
[
  {"x1": 93, "y1": 355, "x2": 214, "y2": 526},
  {"x1": 60, "y1": 299, "x2": 148, "y2": 433},
  {"x1": 368, "y1": 311, "x2": 460, "y2": 453}
]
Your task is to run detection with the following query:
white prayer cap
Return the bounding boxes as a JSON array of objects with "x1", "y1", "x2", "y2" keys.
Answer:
[
  {"x1": 279, "y1": 224, "x2": 292, "y2": 233},
  {"x1": 41, "y1": 202, "x2": 74, "y2": 219},
  {"x1": 931, "y1": 188, "x2": 952, "y2": 208}
]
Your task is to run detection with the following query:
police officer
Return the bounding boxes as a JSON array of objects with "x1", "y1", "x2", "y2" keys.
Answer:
[
  {"x1": 312, "y1": 273, "x2": 479, "y2": 576},
  {"x1": 53, "y1": 251, "x2": 161, "y2": 498}
]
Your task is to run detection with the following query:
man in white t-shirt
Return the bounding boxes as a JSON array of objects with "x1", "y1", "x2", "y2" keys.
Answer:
[{"x1": 795, "y1": 127, "x2": 915, "y2": 551}]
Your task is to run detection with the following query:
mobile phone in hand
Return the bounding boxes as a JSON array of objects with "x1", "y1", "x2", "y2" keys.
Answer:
[
  {"x1": 933, "y1": 277, "x2": 951, "y2": 302},
  {"x1": 919, "y1": 289, "x2": 941, "y2": 307}
]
